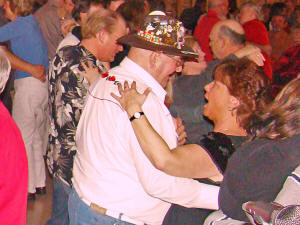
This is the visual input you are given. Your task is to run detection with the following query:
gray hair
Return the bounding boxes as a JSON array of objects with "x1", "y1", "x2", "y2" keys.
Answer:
[
  {"x1": 0, "y1": 49, "x2": 11, "y2": 93},
  {"x1": 219, "y1": 25, "x2": 246, "y2": 46},
  {"x1": 241, "y1": 2, "x2": 264, "y2": 21}
]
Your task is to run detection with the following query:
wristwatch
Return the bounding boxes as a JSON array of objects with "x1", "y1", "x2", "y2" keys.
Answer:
[{"x1": 129, "y1": 112, "x2": 144, "y2": 122}]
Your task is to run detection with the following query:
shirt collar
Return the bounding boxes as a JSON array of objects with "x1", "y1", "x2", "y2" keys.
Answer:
[
  {"x1": 243, "y1": 19, "x2": 259, "y2": 26},
  {"x1": 207, "y1": 9, "x2": 218, "y2": 17},
  {"x1": 79, "y1": 45, "x2": 106, "y2": 74},
  {"x1": 117, "y1": 57, "x2": 167, "y2": 102}
]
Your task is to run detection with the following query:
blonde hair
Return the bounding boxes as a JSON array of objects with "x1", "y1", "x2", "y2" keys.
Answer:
[
  {"x1": 8, "y1": 0, "x2": 33, "y2": 17},
  {"x1": 81, "y1": 8, "x2": 123, "y2": 39}
]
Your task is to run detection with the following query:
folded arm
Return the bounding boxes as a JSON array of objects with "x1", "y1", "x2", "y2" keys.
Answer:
[{"x1": 1, "y1": 46, "x2": 46, "y2": 82}]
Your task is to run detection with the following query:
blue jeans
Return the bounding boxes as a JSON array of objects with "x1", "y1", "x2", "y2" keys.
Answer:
[
  {"x1": 46, "y1": 177, "x2": 71, "y2": 225},
  {"x1": 68, "y1": 188, "x2": 134, "y2": 225}
]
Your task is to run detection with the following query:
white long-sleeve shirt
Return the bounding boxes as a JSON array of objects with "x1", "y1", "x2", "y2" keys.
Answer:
[{"x1": 72, "y1": 57, "x2": 219, "y2": 225}]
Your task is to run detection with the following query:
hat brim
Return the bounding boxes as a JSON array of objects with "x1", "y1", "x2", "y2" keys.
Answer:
[{"x1": 117, "y1": 33, "x2": 198, "y2": 58}]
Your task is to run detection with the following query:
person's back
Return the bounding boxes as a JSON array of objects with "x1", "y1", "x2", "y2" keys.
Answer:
[
  {"x1": 169, "y1": 65, "x2": 214, "y2": 143},
  {"x1": 0, "y1": 15, "x2": 49, "y2": 78},
  {"x1": 219, "y1": 135, "x2": 300, "y2": 221}
]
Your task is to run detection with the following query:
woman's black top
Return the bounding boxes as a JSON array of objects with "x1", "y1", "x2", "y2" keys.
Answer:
[{"x1": 163, "y1": 132, "x2": 245, "y2": 225}]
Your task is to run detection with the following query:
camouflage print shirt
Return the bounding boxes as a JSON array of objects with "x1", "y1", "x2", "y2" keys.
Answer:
[{"x1": 47, "y1": 44, "x2": 106, "y2": 186}]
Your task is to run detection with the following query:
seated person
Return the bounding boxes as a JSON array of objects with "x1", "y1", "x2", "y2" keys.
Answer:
[
  {"x1": 0, "y1": 49, "x2": 28, "y2": 225},
  {"x1": 111, "y1": 58, "x2": 272, "y2": 224}
]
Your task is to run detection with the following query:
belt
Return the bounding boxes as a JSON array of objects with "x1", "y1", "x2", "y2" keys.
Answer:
[{"x1": 90, "y1": 202, "x2": 146, "y2": 225}]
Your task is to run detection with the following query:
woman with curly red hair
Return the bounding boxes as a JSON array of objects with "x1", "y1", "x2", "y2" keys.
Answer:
[
  {"x1": 113, "y1": 58, "x2": 271, "y2": 180},
  {"x1": 111, "y1": 58, "x2": 272, "y2": 224}
]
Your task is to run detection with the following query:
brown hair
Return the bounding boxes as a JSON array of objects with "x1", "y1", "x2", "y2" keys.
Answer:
[
  {"x1": 250, "y1": 78, "x2": 300, "y2": 140},
  {"x1": 81, "y1": 8, "x2": 123, "y2": 39},
  {"x1": 8, "y1": 0, "x2": 33, "y2": 16},
  {"x1": 117, "y1": 0, "x2": 146, "y2": 31},
  {"x1": 214, "y1": 58, "x2": 272, "y2": 133}
]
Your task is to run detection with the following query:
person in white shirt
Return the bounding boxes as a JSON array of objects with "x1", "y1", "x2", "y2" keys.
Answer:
[{"x1": 70, "y1": 12, "x2": 220, "y2": 225}]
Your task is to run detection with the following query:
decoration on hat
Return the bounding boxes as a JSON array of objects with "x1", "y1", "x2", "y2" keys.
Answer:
[{"x1": 136, "y1": 12, "x2": 186, "y2": 50}]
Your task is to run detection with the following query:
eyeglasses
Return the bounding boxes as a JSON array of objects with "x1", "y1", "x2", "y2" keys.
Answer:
[{"x1": 166, "y1": 54, "x2": 183, "y2": 67}]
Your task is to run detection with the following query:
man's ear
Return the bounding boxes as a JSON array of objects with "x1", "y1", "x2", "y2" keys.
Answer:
[
  {"x1": 149, "y1": 51, "x2": 160, "y2": 69},
  {"x1": 219, "y1": 36, "x2": 227, "y2": 49},
  {"x1": 96, "y1": 30, "x2": 108, "y2": 45}
]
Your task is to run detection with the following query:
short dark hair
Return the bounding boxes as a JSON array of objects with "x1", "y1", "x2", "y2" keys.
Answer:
[
  {"x1": 117, "y1": 0, "x2": 147, "y2": 31},
  {"x1": 146, "y1": 0, "x2": 166, "y2": 12},
  {"x1": 219, "y1": 25, "x2": 246, "y2": 46},
  {"x1": 270, "y1": 2, "x2": 287, "y2": 19},
  {"x1": 72, "y1": 0, "x2": 105, "y2": 22}
]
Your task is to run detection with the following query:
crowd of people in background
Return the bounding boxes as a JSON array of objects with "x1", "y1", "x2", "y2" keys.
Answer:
[{"x1": 1, "y1": 0, "x2": 300, "y2": 225}]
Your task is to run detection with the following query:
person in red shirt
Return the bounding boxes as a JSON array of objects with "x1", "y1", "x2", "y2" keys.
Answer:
[
  {"x1": 272, "y1": 26, "x2": 300, "y2": 95},
  {"x1": 193, "y1": 0, "x2": 228, "y2": 62},
  {"x1": 239, "y1": 2, "x2": 273, "y2": 80},
  {"x1": 0, "y1": 49, "x2": 28, "y2": 225}
]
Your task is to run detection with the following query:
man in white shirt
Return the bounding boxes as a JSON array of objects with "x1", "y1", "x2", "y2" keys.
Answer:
[{"x1": 70, "y1": 13, "x2": 220, "y2": 225}]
